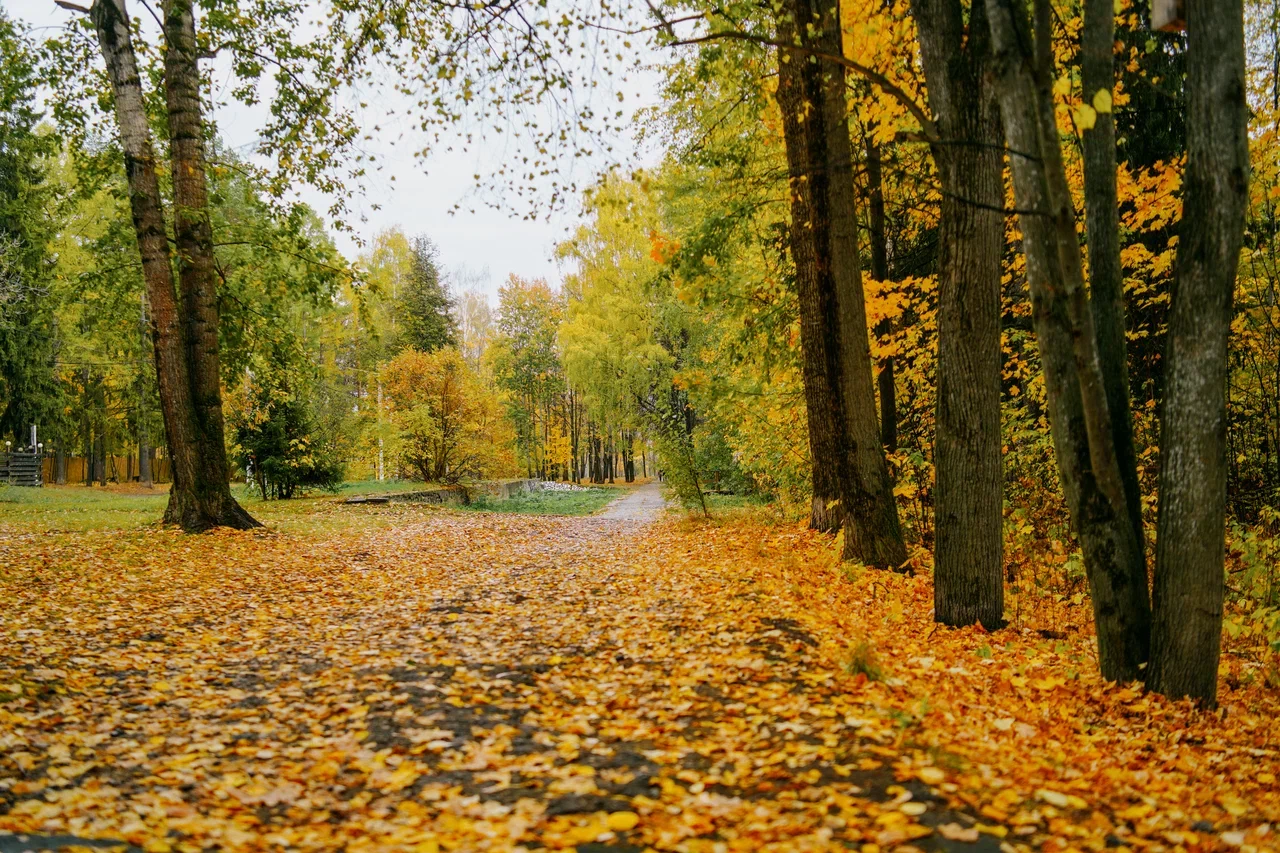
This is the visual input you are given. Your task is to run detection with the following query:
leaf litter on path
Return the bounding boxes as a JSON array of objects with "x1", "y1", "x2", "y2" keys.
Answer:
[{"x1": 0, "y1": 505, "x2": 1277, "y2": 852}]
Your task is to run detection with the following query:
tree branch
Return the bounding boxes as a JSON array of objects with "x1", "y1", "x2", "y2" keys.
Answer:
[{"x1": 668, "y1": 29, "x2": 939, "y2": 143}]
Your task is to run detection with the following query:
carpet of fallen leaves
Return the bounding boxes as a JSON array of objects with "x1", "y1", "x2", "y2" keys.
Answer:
[{"x1": 1, "y1": 502, "x2": 1278, "y2": 853}]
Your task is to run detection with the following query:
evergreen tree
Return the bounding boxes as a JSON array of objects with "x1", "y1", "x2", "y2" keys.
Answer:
[
  {"x1": 0, "y1": 10, "x2": 60, "y2": 446},
  {"x1": 397, "y1": 236, "x2": 458, "y2": 353}
]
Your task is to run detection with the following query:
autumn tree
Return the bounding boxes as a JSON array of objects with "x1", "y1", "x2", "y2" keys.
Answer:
[
  {"x1": 49, "y1": 0, "x2": 254, "y2": 529},
  {"x1": 383, "y1": 347, "x2": 514, "y2": 484},
  {"x1": 771, "y1": 0, "x2": 907, "y2": 567},
  {"x1": 1146, "y1": 1, "x2": 1250, "y2": 702},
  {"x1": 986, "y1": 0, "x2": 1248, "y2": 702},
  {"x1": 489, "y1": 277, "x2": 567, "y2": 478},
  {"x1": 909, "y1": 0, "x2": 1006, "y2": 628},
  {"x1": 0, "y1": 12, "x2": 60, "y2": 448}
]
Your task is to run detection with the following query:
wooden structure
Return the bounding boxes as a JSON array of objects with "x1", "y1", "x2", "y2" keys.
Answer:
[{"x1": 0, "y1": 451, "x2": 42, "y2": 487}]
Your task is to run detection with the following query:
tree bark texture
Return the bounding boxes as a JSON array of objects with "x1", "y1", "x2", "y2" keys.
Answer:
[
  {"x1": 985, "y1": 0, "x2": 1151, "y2": 680},
  {"x1": 1081, "y1": 0, "x2": 1145, "y2": 556},
  {"x1": 1147, "y1": 0, "x2": 1248, "y2": 704},
  {"x1": 91, "y1": 0, "x2": 204, "y2": 516},
  {"x1": 139, "y1": 425, "x2": 152, "y2": 488},
  {"x1": 776, "y1": 0, "x2": 907, "y2": 567},
  {"x1": 162, "y1": 0, "x2": 258, "y2": 529},
  {"x1": 911, "y1": 0, "x2": 1006, "y2": 629},
  {"x1": 776, "y1": 12, "x2": 844, "y2": 534}
]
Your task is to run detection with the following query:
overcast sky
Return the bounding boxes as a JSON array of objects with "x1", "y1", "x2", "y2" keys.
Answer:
[{"x1": 3, "y1": 0, "x2": 664, "y2": 303}]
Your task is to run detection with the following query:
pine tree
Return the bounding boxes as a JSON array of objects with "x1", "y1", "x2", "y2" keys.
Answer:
[{"x1": 397, "y1": 236, "x2": 458, "y2": 353}]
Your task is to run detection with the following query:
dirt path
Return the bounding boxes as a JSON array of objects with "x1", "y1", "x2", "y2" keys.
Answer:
[
  {"x1": 594, "y1": 481, "x2": 669, "y2": 521},
  {"x1": 2, "y1": 504, "x2": 1277, "y2": 851},
  {"x1": 0, "y1": 508, "x2": 989, "y2": 853}
]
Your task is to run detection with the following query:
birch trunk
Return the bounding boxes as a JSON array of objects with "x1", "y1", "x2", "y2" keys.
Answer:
[{"x1": 89, "y1": 0, "x2": 201, "y2": 517}]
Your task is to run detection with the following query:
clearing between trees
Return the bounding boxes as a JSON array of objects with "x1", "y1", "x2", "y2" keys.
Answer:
[{"x1": 1, "y1": 498, "x2": 1277, "y2": 852}]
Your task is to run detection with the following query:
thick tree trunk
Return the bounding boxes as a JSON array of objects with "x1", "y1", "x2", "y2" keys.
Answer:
[
  {"x1": 1147, "y1": 0, "x2": 1248, "y2": 704},
  {"x1": 777, "y1": 8, "x2": 845, "y2": 534},
  {"x1": 819, "y1": 24, "x2": 907, "y2": 568},
  {"x1": 911, "y1": 0, "x2": 1006, "y2": 628},
  {"x1": 88, "y1": 0, "x2": 213, "y2": 528},
  {"x1": 162, "y1": 0, "x2": 258, "y2": 529},
  {"x1": 776, "y1": 0, "x2": 908, "y2": 567},
  {"x1": 54, "y1": 444, "x2": 66, "y2": 485},
  {"x1": 985, "y1": 0, "x2": 1151, "y2": 680}
]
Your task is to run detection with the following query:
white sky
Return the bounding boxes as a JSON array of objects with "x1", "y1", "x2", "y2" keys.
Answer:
[{"x1": 3, "y1": 0, "x2": 664, "y2": 303}]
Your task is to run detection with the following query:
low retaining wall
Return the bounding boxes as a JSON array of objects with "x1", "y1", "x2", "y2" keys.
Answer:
[{"x1": 344, "y1": 479, "x2": 541, "y2": 506}]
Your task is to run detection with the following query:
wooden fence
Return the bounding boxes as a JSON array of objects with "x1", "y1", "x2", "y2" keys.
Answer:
[{"x1": 41, "y1": 455, "x2": 172, "y2": 485}]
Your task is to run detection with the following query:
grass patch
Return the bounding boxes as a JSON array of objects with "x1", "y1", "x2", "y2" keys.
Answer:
[
  {"x1": 843, "y1": 640, "x2": 885, "y2": 681},
  {"x1": 0, "y1": 480, "x2": 435, "y2": 534},
  {"x1": 463, "y1": 486, "x2": 618, "y2": 517},
  {"x1": 0, "y1": 479, "x2": 624, "y2": 534},
  {"x1": 0, "y1": 484, "x2": 169, "y2": 532}
]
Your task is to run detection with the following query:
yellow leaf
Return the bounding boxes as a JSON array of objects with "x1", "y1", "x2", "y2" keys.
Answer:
[
  {"x1": 916, "y1": 767, "x2": 946, "y2": 785},
  {"x1": 938, "y1": 823, "x2": 980, "y2": 842},
  {"x1": 1092, "y1": 88, "x2": 1113, "y2": 114},
  {"x1": 607, "y1": 811, "x2": 640, "y2": 831},
  {"x1": 900, "y1": 802, "x2": 928, "y2": 816},
  {"x1": 1036, "y1": 789, "x2": 1069, "y2": 808},
  {"x1": 1075, "y1": 104, "x2": 1098, "y2": 131},
  {"x1": 1220, "y1": 795, "x2": 1249, "y2": 817}
]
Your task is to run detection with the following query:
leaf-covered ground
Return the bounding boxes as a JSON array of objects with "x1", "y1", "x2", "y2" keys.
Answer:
[{"x1": 1, "y1": 497, "x2": 1278, "y2": 852}]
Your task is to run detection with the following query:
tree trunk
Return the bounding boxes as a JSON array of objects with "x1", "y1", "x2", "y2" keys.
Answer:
[
  {"x1": 161, "y1": 0, "x2": 258, "y2": 529},
  {"x1": 777, "y1": 8, "x2": 846, "y2": 534},
  {"x1": 821, "y1": 28, "x2": 907, "y2": 568},
  {"x1": 1147, "y1": 0, "x2": 1248, "y2": 704},
  {"x1": 776, "y1": 0, "x2": 907, "y2": 567},
  {"x1": 88, "y1": 0, "x2": 228, "y2": 530},
  {"x1": 911, "y1": 0, "x2": 1006, "y2": 628},
  {"x1": 985, "y1": 0, "x2": 1151, "y2": 680},
  {"x1": 138, "y1": 421, "x2": 153, "y2": 488},
  {"x1": 866, "y1": 139, "x2": 898, "y2": 453},
  {"x1": 54, "y1": 444, "x2": 66, "y2": 485},
  {"x1": 1081, "y1": 0, "x2": 1145, "y2": 549},
  {"x1": 94, "y1": 432, "x2": 107, "y2": 486}
]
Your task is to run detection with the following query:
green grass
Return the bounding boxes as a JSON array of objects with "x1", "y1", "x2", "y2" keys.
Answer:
[
  {"x1": 0, "y1": 484, "x2": 169, "y2": 532},
  {"x1": 462, "y1": 486, "x2": 619, "y2": 517},
  {"x1": 0, "y1": 479, "x2": 629, "y2": 533},
  {"x1": 0, "y1": 480, "x2": 413, "y2": 534}
]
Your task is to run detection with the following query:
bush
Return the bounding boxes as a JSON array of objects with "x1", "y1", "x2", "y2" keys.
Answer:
[
  {"x1": 383, "y1": 347, "x2": 516, "y2": 484},
  {"x1": 227, "y1": 375, "x2": 345, "y2": 500}
]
